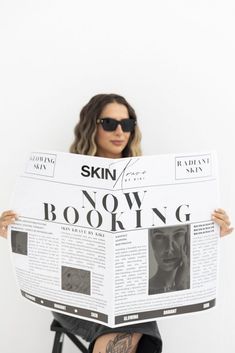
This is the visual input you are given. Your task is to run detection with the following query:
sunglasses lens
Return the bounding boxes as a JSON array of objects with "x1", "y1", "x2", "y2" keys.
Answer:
[
  {"x1": 121, "y1": 119, "x2": 135, "y2": 132},
  {"x1": 102, "y1": 118, "x2": 118, "y2": 131}
]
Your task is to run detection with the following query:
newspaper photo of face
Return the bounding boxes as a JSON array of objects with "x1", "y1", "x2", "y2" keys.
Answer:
[
  {"x1": 11, "y1": 230, "x2": 28, "y2": 256},
  {"x1": 148, "y1": 225, "x2": 190, "y2": 294},
  {"x1": 61, "y1": 266, "x2": 91, "y2": 295}
]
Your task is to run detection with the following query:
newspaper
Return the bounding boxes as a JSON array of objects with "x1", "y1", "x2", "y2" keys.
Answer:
[{"x1": 9, "y1": 151, "x2": 220, "y2": 327}]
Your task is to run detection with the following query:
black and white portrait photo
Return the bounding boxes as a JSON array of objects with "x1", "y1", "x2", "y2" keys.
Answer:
[
  {"x1": 11, "y1": 230, "x2": 28, "y2": 256},
  {"x1": 61, "y1": 266, "x2": 91, "y2": 295},
  {"x1": 148, "y1": 224, "x2": 190, "y2": 295}
]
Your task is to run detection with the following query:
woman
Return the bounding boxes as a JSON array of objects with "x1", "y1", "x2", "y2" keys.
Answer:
[
  {"x1": 0, "y1": 93, "x2": 233, "y2": 353},
  {"x1": 149, "y1": 225, "x2": 190, "y2": 295}
]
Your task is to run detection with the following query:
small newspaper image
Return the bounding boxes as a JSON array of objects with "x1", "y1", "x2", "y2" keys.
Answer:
[{"x1": 9, "y1": 151, "x2": 220, "y2": 327}]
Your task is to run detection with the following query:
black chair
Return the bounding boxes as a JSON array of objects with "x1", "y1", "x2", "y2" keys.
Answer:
[{"x1": 50, "y1": 319, "x2": 88, "y2": 353}]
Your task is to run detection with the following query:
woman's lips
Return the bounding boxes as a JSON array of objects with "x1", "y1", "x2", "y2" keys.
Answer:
[
  {"x1": 163, "y1": 258, "x2": 179, "y2": 264},
  {"x1": 110, "y1": 140, "x2": 124, "y2": 146}
]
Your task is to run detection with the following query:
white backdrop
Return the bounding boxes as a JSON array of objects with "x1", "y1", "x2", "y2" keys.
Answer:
[{"x1": 0, "y1": 1, "x2": 234, "y2": 352}]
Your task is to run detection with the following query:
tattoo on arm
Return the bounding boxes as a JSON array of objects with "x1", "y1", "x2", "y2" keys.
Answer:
[{"x1": 105, "y1": 333, "x2": 134, "y2": 353}]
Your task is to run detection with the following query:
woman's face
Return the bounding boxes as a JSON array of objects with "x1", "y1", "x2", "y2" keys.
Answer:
[
  {"x1": 62, "y1": 267, "x2": 90, "y2": 294},
  {"x1": 150, "y1": 225, "x2": 187, "y2": 272},
  {"x1": 95, "y1": 102, "x2": 131, "y2": 159}
]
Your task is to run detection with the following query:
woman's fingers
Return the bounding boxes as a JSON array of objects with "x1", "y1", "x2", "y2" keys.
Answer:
[
  {"x1": 0, "y1": 211, "x2": 18, "y2": 238},
  {"x1": 212, "y1": 208, "x2": 230, "y2": 222},
  {"x1": 1, "y1": 210, "x2": 17, "y2": 217},
  {"x1": 180, "y1": 243, "x2": 189, "y2": 267},
  {"x1": 212, "y1": 208, "x2": 234, "y2": 237},
  {"x1": 0, "y1": 215, "x2": 18, "y2": 227}
]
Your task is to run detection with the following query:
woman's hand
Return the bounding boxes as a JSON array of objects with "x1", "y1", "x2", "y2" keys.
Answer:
[
  {"x1": 212, "y1": 208, "x2": 234, "y2": 237},
  {"x1": 175, "y1": 242, "x2": 190, "y2": 290},
  {"x1": 0, "y1": 210, "x2": 18, "y2": 238}
]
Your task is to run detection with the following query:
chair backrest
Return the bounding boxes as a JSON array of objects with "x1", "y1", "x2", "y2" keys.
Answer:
[{"x1": 50, "y1": 319, "x2": 88, "y2": 353}]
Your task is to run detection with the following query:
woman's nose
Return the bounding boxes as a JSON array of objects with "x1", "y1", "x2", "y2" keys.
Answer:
[
  {"x1": 114, "y1": 123, "x2": 124, "y2": 134},
  {"x1": 165, "y1": 238, "x2": 175, "y2": 252}
]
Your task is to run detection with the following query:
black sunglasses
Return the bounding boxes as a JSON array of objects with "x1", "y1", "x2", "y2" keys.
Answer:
[{"x1": 96, "y1": 117, "x2": 136, "y2": 132}]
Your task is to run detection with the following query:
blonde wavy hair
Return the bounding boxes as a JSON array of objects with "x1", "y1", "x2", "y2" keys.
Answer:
[{"x1": 70, "y1": 93, "x2": 142, "y2": 157}]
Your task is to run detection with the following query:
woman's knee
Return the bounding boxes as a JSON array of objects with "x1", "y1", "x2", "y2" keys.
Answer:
[{"x1": 92, "y1": 332, "x2": 142, "y2": 353}]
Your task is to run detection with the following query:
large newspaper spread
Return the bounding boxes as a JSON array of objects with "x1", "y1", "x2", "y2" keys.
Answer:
[{"x1": 9, "y1": 151, "x2": 220, "y2": 327}]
